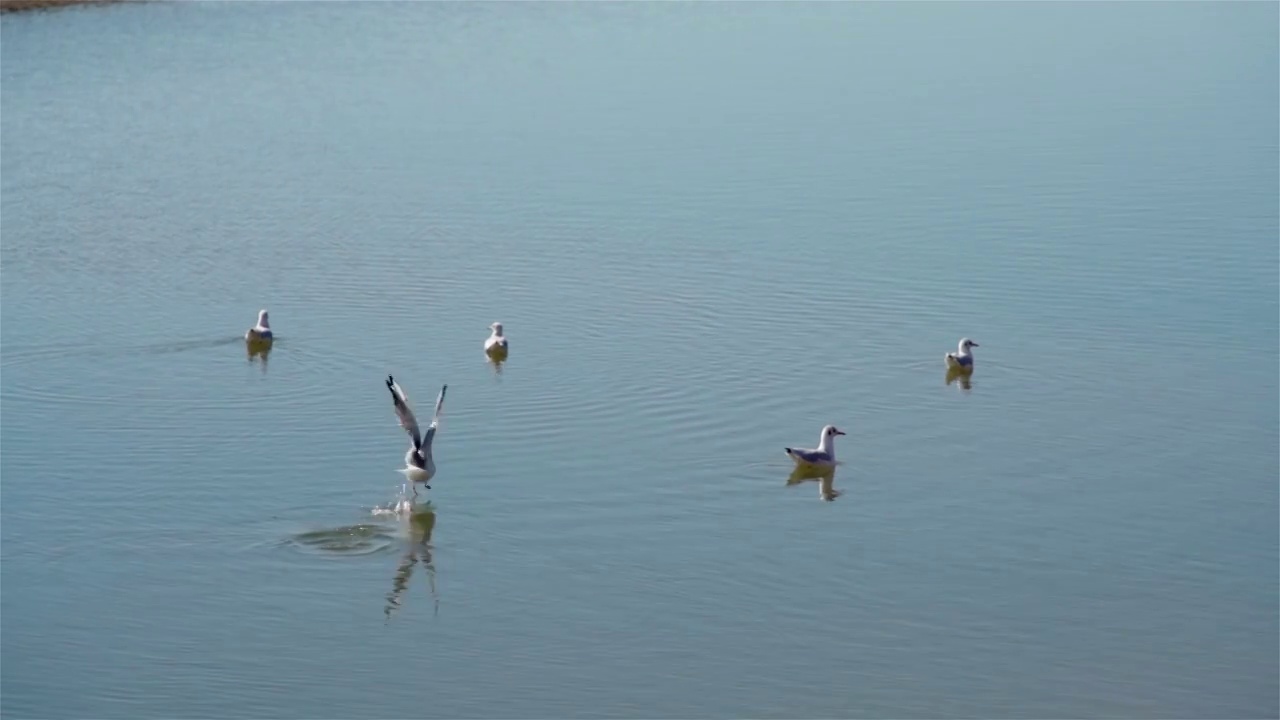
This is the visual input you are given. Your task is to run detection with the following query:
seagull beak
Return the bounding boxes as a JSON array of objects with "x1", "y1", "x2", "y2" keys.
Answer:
[
  {"x1": 970, "y1": 342, "x2": 979, "y2": 347},
  {"x1": 834, "y1": 429, "x2": 847, "y2": 436}
]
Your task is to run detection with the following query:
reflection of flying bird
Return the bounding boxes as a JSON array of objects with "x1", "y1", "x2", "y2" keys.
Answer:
[
  {"x1": 784, "y1": 424, "x2": 845, "y2": 467},
  {"x1": 385, "y1": 501, "x2": 438, "y2": 621},
  {"x1": 385, "y1": 376, "x2": 448, "y2": 487}
]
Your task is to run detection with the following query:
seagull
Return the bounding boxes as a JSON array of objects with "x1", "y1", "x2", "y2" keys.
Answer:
[
  {"x1": 784, "y1": 424, "x2": 846, "y2": 467},
  {"x1": 484, "y1": 322, "x2": 509, "y2": 356},
  {"x1": 945, "y1": 338, "x2": 979, "y2": 370},
  {"x1": 245, "y1": 309, "x2": 273, "y2": 342},
  {"x1": 385, "y1": 376, "x2": 448, "y2": 488}
]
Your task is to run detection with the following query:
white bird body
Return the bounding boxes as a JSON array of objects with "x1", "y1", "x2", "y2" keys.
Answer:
[
  {"x1": 945, "y1": 337, "x2": 979, "y2": 370},
  {"x1": 386, "y1": 376, "x2": 448, "y2": 487},
  {"x1": 245, "y1": 309, "x2": 273, "y2": 342},
  {"x1": 484, "y1": 322, "x2": 509, "y2": 355},
  {"x1": 784, "y1": 424, "x2": 846, "y2": 467}
]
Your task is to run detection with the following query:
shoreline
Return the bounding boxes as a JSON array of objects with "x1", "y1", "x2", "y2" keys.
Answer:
[{"x1": 0, "y1": 0, "x2": 128, "y2": 13}]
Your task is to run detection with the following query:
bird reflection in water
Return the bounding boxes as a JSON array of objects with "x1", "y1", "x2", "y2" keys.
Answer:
[
  {"x1": 245, "y1": 340, "x2": 272, "y2": 374},
  {"x1": 945, "y1": 366, "x2": 973, "y2": 392},
  {"x1": 786, "y1": 464, "x2": 842, "y2": 502},
  {"x1": 384, "y1": 499, "x2": 439, "y2": 621},
  {"x1": 487, "y1": 354, "x2": 505, "y2": 378}
]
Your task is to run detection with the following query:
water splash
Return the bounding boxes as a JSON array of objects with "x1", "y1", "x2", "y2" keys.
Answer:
[{"x1": 371, "y1": 480, "x2": 418, "y2": 517}]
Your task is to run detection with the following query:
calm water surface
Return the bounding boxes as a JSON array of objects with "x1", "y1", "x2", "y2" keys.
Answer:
[{"x1": 2, "y1": 3, "x2": 1277, "y2": 718}]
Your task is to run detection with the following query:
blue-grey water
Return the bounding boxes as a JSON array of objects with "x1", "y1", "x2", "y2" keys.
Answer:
[{"x1": 2, "y1": 2, "x2": 1277, "y2": 718}]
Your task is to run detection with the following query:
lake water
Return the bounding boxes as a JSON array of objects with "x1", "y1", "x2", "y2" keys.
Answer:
[{"x1": 2, "y1": 2, "x2": 1277, "y2": 718}]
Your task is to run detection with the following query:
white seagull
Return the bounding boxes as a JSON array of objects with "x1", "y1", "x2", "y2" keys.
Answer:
[
  {"x1": 484, "y1": 322, "x2": 509, "y2": 355},
  {"x1": 245, "y1": 309, "x2": 273, "y2": 342},
  {"x1": 784, "y1": 424, "x2": 846, "y2": 467},
  {"x1": 945, "y1": 338, "x2": 979, "y2": 371},
  {"x1": 385, "y1": 376, "x2": 448, "y2": 488}
]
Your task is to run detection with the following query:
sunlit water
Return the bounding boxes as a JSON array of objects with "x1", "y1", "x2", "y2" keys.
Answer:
[{"x1": 2, "y1": 2, "x2": 1277, "y2": 718}]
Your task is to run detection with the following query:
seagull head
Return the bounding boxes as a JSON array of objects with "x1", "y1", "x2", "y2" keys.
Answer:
[
  {"x1": 959, "y1": 337, "x2": 978, "y2": 352},
  {"x1": 489, "y1": 322, "x2": 504, "y2": 336},
  {"x1": 257, "y1": 309, "x2": 270, "y2": 328},
  {"x1": 823, "y1": 425, "x2": 847, "y2": 439}
]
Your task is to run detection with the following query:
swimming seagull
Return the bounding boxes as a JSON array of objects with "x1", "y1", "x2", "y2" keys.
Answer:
[
  {"x1": 385, "y1": 376, "x2": 448, "y2": 488},
  {"x1": 784, "y1": 424, "x2": 846, "y2": 467},
  {"x1": 944, "y1": 338, "x2": 979, "y2": 371},
  {"x1": 245, "y1": 309, "x2": 273, "y2": 342},
  {"x1": 484, "y1": 322, "x2": 509, "y2": 355}
]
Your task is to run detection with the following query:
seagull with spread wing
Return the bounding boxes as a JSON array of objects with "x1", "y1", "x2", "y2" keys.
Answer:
[{"x1": 385, "y1": 375, "x2": 448, "y2": 488}]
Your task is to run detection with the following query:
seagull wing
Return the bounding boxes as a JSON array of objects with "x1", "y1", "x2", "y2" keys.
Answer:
[
  {"x1": 419, "y1": 384, "x2": 448, "y2": 451},
  {"x1": 786, "y1": 447, "x2": 832, "y2": 464},
  {"x1": 386, "y1": 375, "x2": 422, "y2": 449}
]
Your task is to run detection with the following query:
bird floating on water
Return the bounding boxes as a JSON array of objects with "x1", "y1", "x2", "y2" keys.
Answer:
[
  {"x1": 784, "y1": 424, "x2": 846, "y2": 467},
  {"x1": 385, "y1": 376, "x2": 448, "y2": 489},
  {"x1": 245, "y1": 309, "x2": 273, "y2": 342},
  {"x1": 945, "y1": 337, "x2": 979, "y2": 371},
  {"x1": 484, "y1": 322, "x2": 509, "y2": 357}
]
